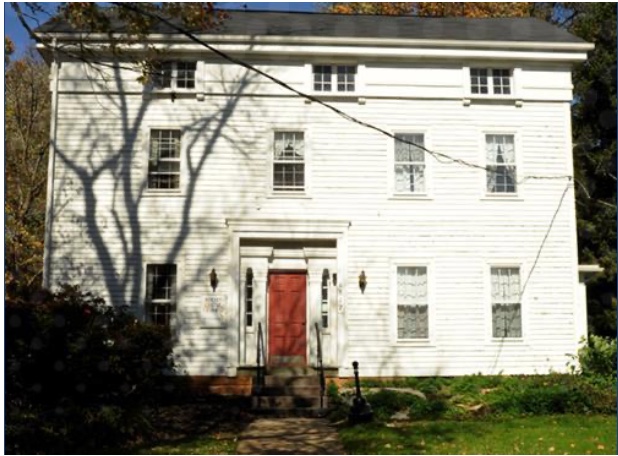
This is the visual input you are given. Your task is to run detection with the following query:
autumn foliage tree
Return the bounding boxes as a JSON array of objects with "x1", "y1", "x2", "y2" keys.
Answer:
[
  {"x1": 324, "y1": 2, "x2": 535, "y2": 17},
  {"x1": 5, "y1": 51, "x2": 50, "y2": 291}
]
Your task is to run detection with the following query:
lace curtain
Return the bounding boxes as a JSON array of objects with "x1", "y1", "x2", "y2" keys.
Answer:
[
  {"x1": 486, "y1": 134, "x2": 516, "y2": 193},
  {"x1": 397, "y1": 267, "x2": 428, "y2": 339},
  {"x1": 491, "y1": 267, "x2": 522, "y2": 338},
  {"x1": 395, "y1": 134, "x2": 425, "y2": 193}
]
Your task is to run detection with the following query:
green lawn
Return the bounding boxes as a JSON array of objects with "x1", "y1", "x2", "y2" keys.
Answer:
[
  {"x1": 132, "y1": 433, "x2": 238, "y2": 455},
  {"x1": 338, "y1": 415, "x2": 617, "y2": 455}
]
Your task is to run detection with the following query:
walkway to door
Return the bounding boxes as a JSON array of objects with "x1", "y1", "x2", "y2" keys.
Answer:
[{"x1": 236, "y1": 417, "x2": 346, "y2": 455}]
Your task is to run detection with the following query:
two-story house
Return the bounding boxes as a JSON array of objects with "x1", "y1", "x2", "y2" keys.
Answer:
[{"x1": 37, "y1": 11, "x2": 595, "y2": 390}]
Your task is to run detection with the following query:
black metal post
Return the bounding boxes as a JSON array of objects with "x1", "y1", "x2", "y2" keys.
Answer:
[{"x1": 348, "y1": 361, "x2": 373, "y2": 423}]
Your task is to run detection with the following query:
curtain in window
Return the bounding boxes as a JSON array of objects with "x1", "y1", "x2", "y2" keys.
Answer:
[
  {"x1": 491, "y1": 267, "x2": 522, "y2": 338},
  {"x1": 395, "y1": 134, "x2": 425, "y2": 193},
  {"x1": 397, "y1": 267, "x2": 428, "y2": 339},
  {"x1": 486, "y1": 135, "x2": 516, "y2": 193},
  {"x1": 274, "y1": 132, "x2": 304, "y2": 160}
]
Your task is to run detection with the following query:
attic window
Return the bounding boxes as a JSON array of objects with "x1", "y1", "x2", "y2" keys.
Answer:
[
  {"x1": 471, "y1": 68, "x2": 511, "y2": 95},
  {"x1": 154, "y1": 61, "x2": 197, "y2": 90},
  {"x1": 313, "y1": 65, "x2": 356, "y2": 92}
]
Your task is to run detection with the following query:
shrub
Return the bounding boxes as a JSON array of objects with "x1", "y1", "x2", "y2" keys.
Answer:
[
  {"x1": 5, "y1": 284, "x2": 176, "y2": 454},
  {"x1": 575, "y1": 335, "x2": 617, "y2": 379}
]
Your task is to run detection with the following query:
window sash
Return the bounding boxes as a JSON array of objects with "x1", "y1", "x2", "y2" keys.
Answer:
[
  {"x1": 245, "y1": 269, "x2": 253, "y2": 328},
  {"x1": 154, "y1": 61, "x2": 196, "y2": 90},
  {"x1": 149, "y1": 130, "x2": 181, "y2": 190},
  {"x1": 313, "y1": 65, "x2": 356, "y2": 92},
  {"x1": 321, "y1": 269, "x2": 329, "y2": 329},
  {"x1": 491, "y1": 267, "x2": 522, "y2": 338},
  {"x1": 146, "y1": 264, "x2": 177, "y2": 326},
  {"x1": 273, "y1": 132, "x2": 305, "y2": 191},
  {"x1": 486, "y1": 134, "x2": 516, "y2": 194},
  {"x1": 397, "y1": 266, "x2": 428, "y2": 339},
  {"x1": 471, "y1": 68, "x2": 511, "y2": 95},
  {"x1": 395, "y1": 134, "x2": 426, "y2": 193}
]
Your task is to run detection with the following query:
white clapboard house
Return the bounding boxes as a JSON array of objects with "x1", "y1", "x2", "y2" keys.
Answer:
[{"x1": 37, "y1": 11, "x2": 598, "y2": 392}]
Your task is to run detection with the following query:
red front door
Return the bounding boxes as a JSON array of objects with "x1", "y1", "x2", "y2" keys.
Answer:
[{"x1": 268, "y1": 272, "x2": 307, "y2": 367}]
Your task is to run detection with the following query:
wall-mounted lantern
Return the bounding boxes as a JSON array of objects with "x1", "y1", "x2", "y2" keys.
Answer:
[
  {"x1": 210, "y1": 268, "x2": 219, "y2": 292},
  {"x1": 359, "y1": 270, "x2": 367, "y2": 294}
]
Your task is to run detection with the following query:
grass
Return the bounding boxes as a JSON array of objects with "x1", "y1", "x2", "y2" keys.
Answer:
[
  {"x1": 132, "y1": 433, "x2": 238, "y2": 454},
  {"x1": 337, "y1": 415, "x2": 617, "y2": 455}
]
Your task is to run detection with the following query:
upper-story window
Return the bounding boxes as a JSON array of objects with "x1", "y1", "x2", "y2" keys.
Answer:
[
  {"x1": 486, "y1": 134, "x2": 516, "y2": 194},
  {"x1": 148, "y1": 129, "x2": 181, "y2": 190},
  {"x1": 394, "y1": 133, "x2": 426, "y2": 194},
  {"x1": 273, "y1": 131, "x2": 305, "y2": 192},
  {"x1": 154, "y1": 61, "x2": 197, "y2": 90},
  {"x1": 471, "y1": 68, "x2": 511, "y2": 95},
  {"x1": 313, "y1": 65, "x2": 356, "y2": 92}
]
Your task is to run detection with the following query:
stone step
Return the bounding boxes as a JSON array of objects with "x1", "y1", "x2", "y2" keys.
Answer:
[
  {"x1": 262, "y1": 375, "x2": 322, "y2": 388},
  {"x1": 252, "y1": 394, "x2": 327, "y2": 410},
  {"x1": 255, "y1": 385, "x2": 322, "y2": 397}
]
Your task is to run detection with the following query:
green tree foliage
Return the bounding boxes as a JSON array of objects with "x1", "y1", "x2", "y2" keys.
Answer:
[
  {"x1": 5, "y1": 285, "x2": 177, "y2": 453},
  {"x1": 569, "y1": 3, "x2": 617, "y2": 337}
]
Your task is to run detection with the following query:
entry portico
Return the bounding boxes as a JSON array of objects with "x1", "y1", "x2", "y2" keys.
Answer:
[{"x1": 226, "y1": 219, "x2": 350, "y2": 377}]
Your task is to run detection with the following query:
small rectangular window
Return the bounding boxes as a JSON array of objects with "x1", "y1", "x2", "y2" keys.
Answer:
[
  {"x1": 397, "y1": 266, "x2": 428, "y2": 339},
  {"x1": 486, "y1": 134, "x2": 516, "y2": 194},
  {"x1": 394, "y1": 134, "x2": 426, "y2": 194},
  {"x1": 154, "y1": 61, "x2": 196, "y2": 90},
  {"x1": 313, "y1": 65, "x2": 356, "y2": 92},
  {"x1": 148, "y1": 129, "x2": 181, "y2": 190},
  {"x1": 245, "y1": 268, "x2": 253, "y2": 328},
  {"x1": 273, "y1": 131, "x2": 305, "y2": 192},
  {"x1": 471, "y1": 68, "x2": 511, "y2": 95},
  {"x1": 491, "y1": 267, "x2": 522, "y2": 338},
  {"x1": 146, "y1": 264, "x2": 177, "y2": 326},
  {"x1": 321, "y1": 269, "x2": 329, "y2": 329}
]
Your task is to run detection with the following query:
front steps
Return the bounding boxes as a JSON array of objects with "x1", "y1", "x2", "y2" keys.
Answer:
[{"x1": 252, "y1": 373, "x2": 328, "y2": 417}]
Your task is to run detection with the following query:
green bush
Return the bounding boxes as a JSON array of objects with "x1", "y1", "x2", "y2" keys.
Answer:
[
  {"x1": 5, "y1": 285, "x2": 176, "y2": 454},
  {"x1": 575, "y1": 335, "x2": 617, "y2": 378}
]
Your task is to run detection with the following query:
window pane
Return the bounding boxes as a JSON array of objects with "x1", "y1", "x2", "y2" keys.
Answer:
[
  {"x1": 486, "y1": 135, "x2": 516, "y2": 193},
  {"x1": 146, "y1": 264, "x2": 177, "y2": 326},
  {"x1": 149, "y1": 130, "x2": 181, "y2": 190},
  {"x1": 313, "y1": 65, "x2": 332, "y2": 92},
  {"x1": 176, "y1": 62, "x2": 196, "y2": 89},
  {"x1": 471, "y1": 68, "x2": 488, "y2": 94},
  {"x1": 154, "y1": 62, "x2": 173, "y2": 88},
  {"x1": 336, "y1": 65, "x2": 356, "y2": 92},
  {"x1": 397, "y1": 267, "x2": 428, "y2": 339},
  {"x1": 491, "y1": 267, "x2": 522, "y2": 337},
  {"x1": 492, "y1": 69, "x2": 511, "y2": 95}
]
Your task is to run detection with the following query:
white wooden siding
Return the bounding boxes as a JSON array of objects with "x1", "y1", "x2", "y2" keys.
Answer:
[{"x1": 48, "y1": 53, "x2": 580, "y2": 376}]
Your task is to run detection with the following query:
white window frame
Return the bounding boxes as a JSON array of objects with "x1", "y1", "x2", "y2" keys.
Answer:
[
  {"x1": 389, "y1": 131, "x2": 431, "y2": 198},
  {"x1": 152, "y1": 61, "x2": 198, "y2": 91},
  {"x1": 268, "y1": 128, "x2": 311, "y2": 198},
  {"x1": 142, "y1": 262, "x2": 181, "y2": 329},
  {"x1": 470, "y1": 67, "x2": 513, "y2": 96},
  {"x1": 390, "y1": 260, "x2": 433, "y2": 345},
  {"x1": 480, "y1": 130, "x2": 522, "y2": 199},
  {"x1": 144, "y1": 126, "x2": 186, "y2": 195},
  {"x1": 311, "y1": 64, "x2": 359, "y2": 94},
  {"x1": 486, "y1": 263, "x2": 526, "y2": 342}
]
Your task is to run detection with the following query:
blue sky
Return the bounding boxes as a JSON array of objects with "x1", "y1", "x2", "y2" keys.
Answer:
[{"x1": 4, "y1": 2, "x2": 319, "y2": 57}]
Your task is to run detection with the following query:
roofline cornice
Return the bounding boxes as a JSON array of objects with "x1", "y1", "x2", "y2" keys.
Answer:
[{"x1": 35, "y1": 32, "x2": 594, "y2": 53}]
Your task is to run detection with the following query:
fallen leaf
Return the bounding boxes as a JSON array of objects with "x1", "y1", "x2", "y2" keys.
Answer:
[
  {"x1": 570, "y1": 444, "x2": 575, "y2": 448},
  {"x1": 539, "y1": 437, "x2": 544, "y2": 441},
  {"x1": 549, "y1": 446, "x2": 555, "y2": 452},
  {"x1": 597, "y1": 445, "x2": 605, "y2": 450},
  {"x1": 384, "y1": 443, "x2": 391, "y2": 449}
]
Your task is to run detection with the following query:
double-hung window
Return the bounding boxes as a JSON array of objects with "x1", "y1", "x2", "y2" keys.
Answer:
[
  {"x1": 486, "y1": 134, "x2": 516, "y2": 194},
  {"x1": 154, "y1": 61, "x2": 197, "y2": 90},
  {"x1": 148, "y1": 129, "x2": 181, "y2": 190},
  {"x1": 313, "y1": 65, "x2": 357, "y2": 92},
  {"x1": 491, "y1": 267, "x2": 522, "y2": 338},
  {"x1": 394, "y1": 133, "x2": 426, "y2": 194},
  {"x1": 471, "y1": 68, "x2": 512, "y2": 95},
  {"x1": 145, "y1": 264, "x2": 177, "y2": 326},
  {"x1": 273, "y1": 131, "x2": 305, "y2": 192},
  {"x1": 397, "y1": 266, "x2": 429, "y2": 339}
]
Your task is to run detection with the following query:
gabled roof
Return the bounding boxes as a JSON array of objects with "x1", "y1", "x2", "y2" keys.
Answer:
[{"x1": 36, "y1": 9, "x2": 587, "y2": 45}]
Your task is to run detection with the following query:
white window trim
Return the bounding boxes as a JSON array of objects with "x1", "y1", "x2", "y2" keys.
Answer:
[
  {"x1": 485, "y1": 261, "x2": 528, "y2": 344},
  {"x1": 268, "y1": 127, "x2": 311, "y2": 198},
  {"x1": 151, "y1": 60, "x2": 199, "y2": 92},
  {"x1": 143, "y1": 126, "x2": 187, "y2": 196},
  {"x1": 387, "y1": 129, "x2": 432, "y2": 199},
  {"x1": 479, "y1": 129, "x2": 523, "y2": 200},
  {"x1": 307, "y1": 63, "x2": 363, "y2": 97},
  {"x1": 468, "y1": 66, "x2": 515, "y2": 98},
  {"x1": 141, "y1": 259, "x2": 183, "y2": 332},
  {"x1": 390, "y1": 260, "x2": 434, "y2": 346}
]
